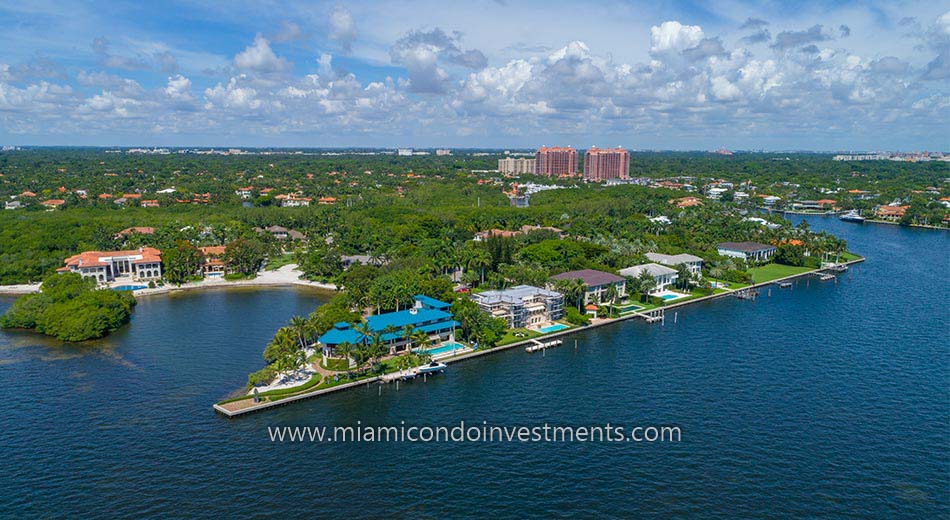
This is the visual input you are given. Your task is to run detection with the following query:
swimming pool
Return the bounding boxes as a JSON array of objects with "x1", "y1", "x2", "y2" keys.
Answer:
[
  {"x1": 415, "y1": 342, "x2": 466, "y2": 356},
  {"x1": 112, "y1": 285, "x2": 147, "y2": 291},
  {"x1": 660, "y1": 294, "x2": 680, "y2": 301},
  {"x1": 537, "y1": 323, "x2": 569, "y2": 333}
]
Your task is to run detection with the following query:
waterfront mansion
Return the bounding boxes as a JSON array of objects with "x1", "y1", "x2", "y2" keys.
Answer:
[
  {"x1": 550, "y1": 269, "x2": 626, "y2": 305},
  {"x1": 716, "y1": 241, "x2": 777, "y2": 262},
  {"x1": 58, "y1": 247, "x2": 162, "y2": 283},
  {"x1": 619, "y1": 263, "x2": 679, "y2": 293},
  {"x1": 645, "y1": 252, "x2": 703, "y2": 276},
  {"x1": 471, "y1": 285, "x2": 565, "y2": 329},
  {"x1": 317, "y1": 295, "x2": 459, "y2": 356}
]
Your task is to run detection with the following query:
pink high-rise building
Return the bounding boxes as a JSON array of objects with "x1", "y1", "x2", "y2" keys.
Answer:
[
  {"x1": 583, "y1": 146, "x2": 629, "y2": 181},
  {"x1": 535, "y1": 146, "x2": 577, "y2": 176}
]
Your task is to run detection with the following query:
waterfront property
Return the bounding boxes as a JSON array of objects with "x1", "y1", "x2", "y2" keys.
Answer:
[
  {"x1": 875, "y1": 204, "x2": 909, "y2": 220},
  {"x1": 57, "y1": 247, "x2": 163, "y2": 283},
  {"x1": 317, "y1": 295, "x2": 459, "y2": 356},
  {"x1": 717, "y1": 241, "x2": 777, "y2": 262},
  {"x1": 619, "y1": 263, "x2": 679, "y2": 293},
  {"x1": 199, "y1": 246, "x2": 227, "y2": 276},
  {"x1": 550, "y1": 269, "x2": 626, "y2": 304},
  {"x1": 471, "y1": 284, "x2": 564, "y2": 329},
  {"x1": 645, "y1": 252, "x2": 703, "y2": 276}
]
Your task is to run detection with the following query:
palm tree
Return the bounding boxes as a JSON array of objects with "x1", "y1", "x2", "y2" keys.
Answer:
[
  {"x1": 468, "y1": 250, "x2": 491, "y2": 285},
  {"x1": 638, "y1": 272, "x2": 657, "y2": 302},
  {"x1": 402, "y1": 324, "x2": 415, "y2": 352},
  {"x1": 604, "y1": 283, "x2": 619, "y2": 317},
  {"x1": 288, "y1": 315, "x2": 309, "y2": 350},
  {"x1": 383, "y1": 324, "x2": 399, "y2": 354},
  {"x1": 570, "y1": 278, "x2": 587, "y2": 309},
  {"x1": 335, "y1": 342, "x2": 355, "y2": 379},
  {"x1": 411, "y1": 330, "x2": 430, "y2": 357},
  {"x1": 367, "y1": 334, "x2": 386, "y2": 372}
]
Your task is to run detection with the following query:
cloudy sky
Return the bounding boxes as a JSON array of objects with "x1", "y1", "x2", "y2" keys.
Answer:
[{"x1": 0, "y1": 0, "x2": 948, "y2": 150}]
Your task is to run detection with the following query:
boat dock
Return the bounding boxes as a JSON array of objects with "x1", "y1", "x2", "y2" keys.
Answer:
[{"x1": 526, "y1": 338, "x2": 563, "y2": 352}]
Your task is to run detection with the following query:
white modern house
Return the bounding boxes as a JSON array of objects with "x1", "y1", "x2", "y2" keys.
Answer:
[
  {"x1": 645, "y1": 252, "x2": 704, "y2": 276},
  {"x1": 619, "y1": 263, "x2": 678, "y2": 293},
  {"x1": 717, "y1": 242, "x2": 777, "y2": 262}
]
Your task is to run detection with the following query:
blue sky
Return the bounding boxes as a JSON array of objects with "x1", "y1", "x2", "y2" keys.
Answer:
[{"x1": 0, "y1": 0, "x2": 947, "y2": 150}]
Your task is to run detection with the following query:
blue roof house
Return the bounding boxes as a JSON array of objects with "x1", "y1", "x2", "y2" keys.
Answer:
[{"x1": 317, "y1": 295, "x2": 459, "y2": 356}]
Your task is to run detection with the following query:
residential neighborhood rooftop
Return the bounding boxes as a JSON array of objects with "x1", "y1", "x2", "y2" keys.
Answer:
[{"x1": 551, "y1": 269, "x2": 625, "y2": 286}]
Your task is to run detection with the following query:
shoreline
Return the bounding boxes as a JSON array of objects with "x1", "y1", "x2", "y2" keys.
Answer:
[
  {"x1": 0, "y1": 264, "x2": 337, "y2": 297},
  {"x1": 213, "y1": 257, "x2": 865, "y2": 417}
]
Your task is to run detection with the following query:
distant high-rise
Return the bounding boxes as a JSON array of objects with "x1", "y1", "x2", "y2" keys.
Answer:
[
  {"x1": 583, "y1": 147, "x2": 629, "y2": 181},
  {"x1": 535, "y1": 146, "x2": 577, "y2": 176},
  {"x1": 498, "y1": 157, "x2": 536, "y2": 175}
]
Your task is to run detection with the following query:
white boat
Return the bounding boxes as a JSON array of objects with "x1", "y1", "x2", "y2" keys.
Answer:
[
  {"x1": 417, "y1": 361, "x2": 447, "y2": 374},
  {"x1": 840, "y1": 210, "x2": 865, "y2": 223}
]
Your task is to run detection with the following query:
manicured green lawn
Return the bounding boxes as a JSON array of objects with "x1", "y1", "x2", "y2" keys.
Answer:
[
  {"x1": 498, "y1": 327, "x2": 542, "y2": 346},
  {"x1": 707, "y1": 279, "x2": 750, "y2": 290},
  {"x1": 321, "y1": 356, "x2": 349, "y2": 371},
  {"x1": 749, "y1": 264, "x2": 814, "y2": 283},
  {"x1": 839, "y1": 251, "x2": 862, "y2": 261}
]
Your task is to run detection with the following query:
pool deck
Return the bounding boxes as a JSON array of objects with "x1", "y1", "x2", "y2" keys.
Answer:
[{"x1": 213, "y1": 257, "x2": 865, "y2": 417}]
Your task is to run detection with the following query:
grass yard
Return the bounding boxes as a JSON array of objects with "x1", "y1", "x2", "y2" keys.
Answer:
[
  {"x1": 265, "y1": 253, "x2": 296, "y2": 271},
  {"x1": 749, "y1": 264, "x2": 814, "y2": 283}
]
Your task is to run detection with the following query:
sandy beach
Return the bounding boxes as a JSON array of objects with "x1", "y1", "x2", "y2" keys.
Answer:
[{"x1": 0, "y1": 264, "x2": 336, "y2": 297}]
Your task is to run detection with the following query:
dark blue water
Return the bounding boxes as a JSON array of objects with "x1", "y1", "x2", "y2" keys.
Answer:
[{"x1": 1, "y1": 218, "x2": 947, "y2": 518}]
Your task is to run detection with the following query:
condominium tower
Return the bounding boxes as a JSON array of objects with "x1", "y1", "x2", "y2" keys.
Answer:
[
  {"x1": 583, "y1": 146, "x2": 629, "y2": 181},
  {"x1": 535, "y1": 146, "x2": 577, "y2": 176},
  {"x1": 498, "y1": 157, "x2": 536, "y2": 175}
]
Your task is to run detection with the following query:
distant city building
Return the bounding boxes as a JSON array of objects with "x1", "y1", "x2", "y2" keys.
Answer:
[
  {"x1": 583, "y1": 147, "x2": 629, "y2": 182},
  {"x1": 498, "y1": 157, "x2": 536, "y2": 175},
  {"x1": 397, "y1": 148, "x2": 413, "y2": 156},
  {"x1": 435, "y1": 149, "x2": 452, "y2": 156},
  {"x1": 471, "y1": 285, "x2": 565, "y2": 329},
  {"x1": 535, "y1": 146, "x2": 577, "y2": 176}
]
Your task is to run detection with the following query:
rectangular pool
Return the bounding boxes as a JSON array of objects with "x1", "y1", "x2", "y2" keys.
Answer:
[
  {"x1": 660, "y1": 294, "x2": 680, "y2": 301},
  {"x1": 537, "y1": 323, "x2": 569, "y2": 334},
  {"x1": 112, "y1": 285, "x2": 147, "y2": 291},
  {"x1": 415, "y1": 342, "x2": 465, "y2": 356}
]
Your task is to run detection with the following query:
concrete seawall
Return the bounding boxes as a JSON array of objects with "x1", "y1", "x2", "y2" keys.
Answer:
[{"x1": 214, "y1": 257, "x2": 865, "y2": 418}]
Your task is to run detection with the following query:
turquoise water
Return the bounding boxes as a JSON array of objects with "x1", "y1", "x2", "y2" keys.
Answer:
[
  {"x1": 417, "y1": 342, "x2": 465, "y2": 356},
  {"x1": 537, "y1": 323, "x2": 569, "y2": 333},
  {"x1": 659, "y1": 294, "x2": 680, "y2": 301},
  {"x1": 112, "y1": 285, "x2": 147, "y2": 291},
  {"x1": 0, "y1": 217, "x2": 947, "y2": 517}
]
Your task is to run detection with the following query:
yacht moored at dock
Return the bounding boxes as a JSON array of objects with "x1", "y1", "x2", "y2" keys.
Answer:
[
  {"x1": 417, "y1": 361, "x2": 447, "y2": 374},
  {"x1": 840, "y1": 210, "x2": 865, "y2": 223}
]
